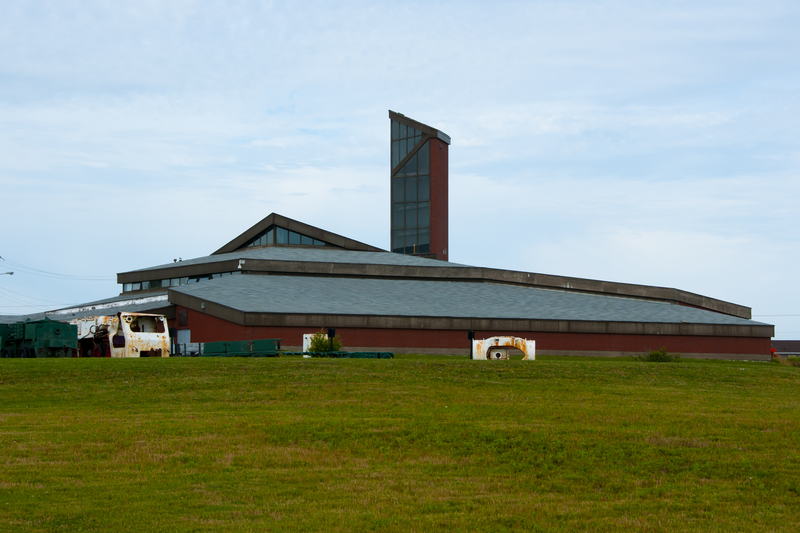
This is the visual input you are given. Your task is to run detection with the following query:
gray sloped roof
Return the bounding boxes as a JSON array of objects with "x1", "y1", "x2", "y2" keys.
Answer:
[
  {"x1": 0, "y1": 291, "x2": 172, "y2": 324},
  {"x1": 170, "y1": 274, "x2": 767, "y2": 326},
  {"x1": 126, "y1": 246, "x2": 466, "y2": 274}
]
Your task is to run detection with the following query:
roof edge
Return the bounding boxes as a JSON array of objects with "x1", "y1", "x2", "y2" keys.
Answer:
[{"x1": 167, "y1": 289, "x2": 773, "y2": 337}]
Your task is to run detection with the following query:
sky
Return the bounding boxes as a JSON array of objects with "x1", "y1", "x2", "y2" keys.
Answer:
[{"x1": 1, "y1": 1, "x2": 798, "y2": 338}]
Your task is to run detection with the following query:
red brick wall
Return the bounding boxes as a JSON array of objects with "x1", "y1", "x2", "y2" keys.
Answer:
[
  {"x1": 171, "y1": 307, "x2": 771, "y2": 357},
  {"x1": 429, "y1": 139, "x2": 448, "y2": 261}
]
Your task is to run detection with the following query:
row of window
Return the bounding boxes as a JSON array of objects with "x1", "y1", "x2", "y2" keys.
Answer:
[
  {"x1": 392, "y1": 228, "x2": 431, "y2": 255},
  {"x1": 392, "y1": 137, "x2": 423, "y2": 169},
  {"x1": 391, "y1": 120, "x2": 422, "y2": 142},
  {"x1": 393, "y1": 143, "x2": 430, "y2": 177},
  {"x1": 392, "y1": 202, "x2": 430, "y2": 230},
  {"x1": 244, "y1": 226, "x2": 327, "y2": 248},
  {"x1": 122, "y1": 271, "x2": 242, "y2": 292},
  {"x1": 392, "y1": 174, "x2": 430, "y2": 203}
]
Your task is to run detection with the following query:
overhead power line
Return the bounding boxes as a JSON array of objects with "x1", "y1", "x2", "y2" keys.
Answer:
[
  {"x1": 0, "y1": 287, "x2": 73, "y2": 305},
  {"x1": 0, "y1": 256, "x2": 114, "y2": 281}
]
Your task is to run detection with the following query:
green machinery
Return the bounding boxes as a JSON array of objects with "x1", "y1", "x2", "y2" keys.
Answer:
[
  {"x1": 201, "y1": 338, "x2": 282, "y2": 357},
  {"x1": 0, "y1": 318, "x2": 78, "y2": 358}
]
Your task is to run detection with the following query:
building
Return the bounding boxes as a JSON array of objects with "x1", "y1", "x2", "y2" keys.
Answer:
[{"x1": 3, "y1": 112, "x2": 775, "y2": 359}]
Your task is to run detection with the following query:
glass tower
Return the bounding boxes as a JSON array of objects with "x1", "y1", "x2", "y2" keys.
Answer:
[{"x1": 389, "y1": 111, "x2": 450, "y2": 260}]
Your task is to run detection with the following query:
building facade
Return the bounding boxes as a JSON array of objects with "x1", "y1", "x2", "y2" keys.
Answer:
[{"x1": 7, "y1": 112, "x2": 774, "y2": 360}]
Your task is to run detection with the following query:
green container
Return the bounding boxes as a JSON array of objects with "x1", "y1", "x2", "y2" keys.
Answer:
[
  {"x1": 202, "y1": 341, "x2": 228, "y2": 355},
  {"x1": 1, "y1": 318, "x2": 77, "y2": 358},
  {"x1": 253, "y1": 339, "x2": 281, "y2": 352},
  {"x1": 201, "y1": 338, "x2": 281, "y2": 357},
  {"x1": 0, "y1": 324, "x2": 8, "y2": 352},
  {"x1": 226, "y1": 340, "x2": 252, "y2": 355}
]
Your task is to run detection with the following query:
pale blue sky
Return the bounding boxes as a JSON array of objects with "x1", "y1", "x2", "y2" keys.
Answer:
[{"x1": 1, "y1": 1, "x2": 798, "y2": 337}]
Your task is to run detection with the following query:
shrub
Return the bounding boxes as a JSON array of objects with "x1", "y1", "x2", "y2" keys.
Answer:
[
  {"x1": 638, "y1": 347, "x2": 680, "y2": 363},
  {"x1": 307, "y1": 330, "x2": 343, "y2": 353}
]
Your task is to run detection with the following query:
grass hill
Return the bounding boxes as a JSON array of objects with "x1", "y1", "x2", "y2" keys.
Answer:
[{"x1": 0, "y1": 355, "x2": 798, "y2": 531}]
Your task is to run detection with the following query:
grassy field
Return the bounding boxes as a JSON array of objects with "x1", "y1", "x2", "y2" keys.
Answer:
[{"x1": 0, "y1": 354, "x2": 798, "y2": 532}]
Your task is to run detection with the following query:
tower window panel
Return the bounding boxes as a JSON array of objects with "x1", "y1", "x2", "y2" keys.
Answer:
[
  {"x1": 400, "y1": 124, "x2": 407, "y2": 138},
  {"x1": 407, "y1": 137, "x2": 415, "y2": 154},
  {"x1": 405, "y1": 202, "x2": 418, "y2": 228},
  {"x1": 301, "y1": 235, "x2": 313, "y2": 245},
  {"x1": 313, "y1": 239, "x2": 325, "y2": 246},
  {"x1": 276, "y1": 227, "x2": 288, "y2": 244},
  {"x1": 418, "y1": 228, "x2": 430, "y2": 254},
  {"x1": 289, "y1": 231, "x2": 301, "y2": 245},
  {"x1": 405, "y1": 175, "x2": 417, "y2": 202},
  {"x1": 404, "y1": 228, "x2": 417, "y2": 254},
  {"x1": 415, "y1": 134, "x2": 421, "y2": 147},
  {"x1": 267, "y1": 228, "x2": 274, "y2": 244},
  {"x1": 418, "y1": 202, "x2": 430, "y2": 228},
  {"x1": 392, "y1": 203, "x2": 404, "y2": 229},
  {"x1": 259, "y1": 233, "x2": 266, "y2": 246},
  {"x1": 418, "y1": 141, "x2": 430, "y2": 174},
  {"x1": 406, "y1": 153, "x2": 417, "y2": 175},
  {"x1": 418, "y1": 175, "x2": 430, "y2": 201},
  {"x1": 392, "y1": 229, "x2": 405, "y2": 253},
  {"x1": 392, "y1": 141, "x2": 400, "y2": 168},
  {"x1": 391, "y1": 120, "x2": 399, "y2": 141},
  {"x1": 392, "y1": 176, "x2": 404, "y2": 202},
  {"x1": 399, "y1": 139, "x2": 407, "y2": 161}
]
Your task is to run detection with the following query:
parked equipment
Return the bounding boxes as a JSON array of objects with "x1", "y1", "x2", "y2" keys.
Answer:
[
  {"x1": 72, "y1": 312, "x2": 170, "y2": 358},
  {"x1": 471, "y1": 336, "x2": 535, "y2": 361},
  {"x1": 201, "y1": 338, "x2": 282, "y2": 357},
  {"x1": 0, "y1": 318, "x2": 78, "y2": 358}
]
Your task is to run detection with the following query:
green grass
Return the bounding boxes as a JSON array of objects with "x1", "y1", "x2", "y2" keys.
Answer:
[{"x1": 0, "y1": 355, "x2": 799, "y2": 532}]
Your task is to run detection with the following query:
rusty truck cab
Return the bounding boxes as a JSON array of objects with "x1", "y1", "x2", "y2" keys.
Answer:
[{"x1": 109, "y1": 313, "x2": 170, "y2": 358}]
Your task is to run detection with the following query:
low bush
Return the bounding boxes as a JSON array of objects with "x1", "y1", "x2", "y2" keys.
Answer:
[
  {"x1": 638, "y1": 347, "x2": 681, "y2": 362},
  {"x1": 307, "y1": 329, "x2": 343, "y2": 353}
]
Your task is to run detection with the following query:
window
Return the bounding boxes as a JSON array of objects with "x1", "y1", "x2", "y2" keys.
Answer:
[
  {"x1": 390, "y1": 128, "x2": 432, "y2": 255},
  {"x1": 240, "y1": 225, "x2": 330, "y2": 249},
  {"x1": 276, "y1": 227, "x2": 288, "y2": 244}
]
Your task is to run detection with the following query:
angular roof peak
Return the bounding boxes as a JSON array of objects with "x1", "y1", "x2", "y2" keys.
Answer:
[
  {"x1": 389, "y1": 110, "x2": 451, "y2": 145},
  {"x1": 212, "y1": 213, "x2": 385, "y2": 255}
]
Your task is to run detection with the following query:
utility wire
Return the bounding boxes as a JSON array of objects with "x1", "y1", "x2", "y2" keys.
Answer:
[
  {"x1": 0, "y1": 256, "x2": 114, "y2": 281},
  {"x1": 0, "y1": 304, "x2": 58, "y2": 308},
  {"x1": 0, "y1": 287, "x2": 73, "y2": 305}
]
